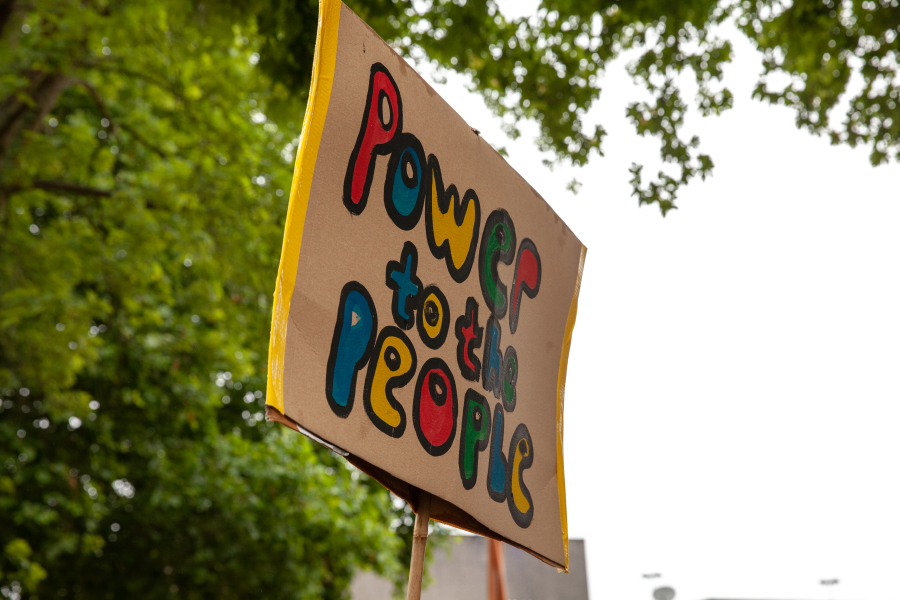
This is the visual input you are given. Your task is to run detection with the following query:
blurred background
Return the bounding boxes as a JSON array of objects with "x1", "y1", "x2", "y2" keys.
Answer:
[{"x1": 1, "y1": 0, "x2": 898, "y2": 599}]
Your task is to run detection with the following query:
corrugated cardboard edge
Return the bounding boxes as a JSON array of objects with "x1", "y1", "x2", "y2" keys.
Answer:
[
  {"x1": 555, "y1": 244, "x2": 587, "y2": 573},
  {"x1": 266, "y1": 0, "x2": 341, "y2": 413}
]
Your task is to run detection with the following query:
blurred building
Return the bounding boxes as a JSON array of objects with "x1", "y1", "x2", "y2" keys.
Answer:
[{"x1": 351, "y1": 536, "x2": 589, "y2": 600}]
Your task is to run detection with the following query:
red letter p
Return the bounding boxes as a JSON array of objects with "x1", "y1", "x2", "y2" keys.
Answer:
[{"x1": 343, "y1": 63, "x2": 402, "y2": 214}]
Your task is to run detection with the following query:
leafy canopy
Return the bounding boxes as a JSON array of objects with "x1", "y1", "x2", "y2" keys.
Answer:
[
  {"x1": 2, "y1": 0, "x2": 897, "y2": 596},
  {"x1": 355, "y1": 0, "x2": 899, "y2": 214},
  {"x1": 0, "y1": 1, "x2": 441, "y2": 598},
  {"x1": 204, "y1": 0, "x2": 900, "y2": 215}
]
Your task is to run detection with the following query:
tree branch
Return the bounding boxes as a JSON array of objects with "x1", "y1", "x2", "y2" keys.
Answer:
[
  {"x1": 25, "y1": 74, "x2": 74, "y2": 134},
  {"x1": 89, "y1": 61, "x2": 183, "y2": 100},
  {"x1": 0, "y1": 73, "x2": 72, "y2": 161},
  {"x1": 70, "y1": 78, "x2": 171, "y2": 159},
  {"x1": 119, "y1": 122, "x2": 168, "y2": 158},
  {"x1": 0, "y1": 0, "x2": 18, "y2": 39},
  {"x1": 4, "y1": 180, "x2": 112, "y2": 197},
  {"x1": 70, "y1": 77, "x2": 118, "y2": 135}
]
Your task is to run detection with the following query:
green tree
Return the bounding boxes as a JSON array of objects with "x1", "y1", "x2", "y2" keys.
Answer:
[
  {"x1": 3, "y1": 0, "x2": 896, "y2": 597},
  {"x1": 186, "y1": 0, "x2": 900, "y2": 215},
  {"x1": 377, "y1": 0, "x2": 899, "y2": 213},
  {"x1": 0, "y1": 1, "x2": 413, "y2": 598}
]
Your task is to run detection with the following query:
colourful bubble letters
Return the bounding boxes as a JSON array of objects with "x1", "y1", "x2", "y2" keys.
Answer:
[
  {"x1": 385, "y1": 241, "x2": 423, "y2": 330},
  {"x1": 416, "y1": 285, "x2": 450, "y2": 350},
  {"x1": 343, "y1": 63, "x2": 401, "y2": 215},
  {"x1": 413, "y1": 357, "x2": 459, "y2": 456},
  {"x1": 363, "y1": 326, "x2": 417, "y2": 438},
  {"x1": 329, "y1": 61, "x2": 548, "y2": 530},
  {"x1": 458, "y1": 389, "x2": 491, "y2": 490},
  {"x1": 479, "y1": 209, "x2": 517, "y2": 318},
  {"x1": 486, "y1": 403, "x2": 508, "y2": 502},
  {"x1": 326, "y1": 282, "x2": 377, "y2": 418},
  {"x1": 384, "y1": 133, "x2": 427, "y2": 230},
  {"x1": 508, "y1": 238, "x2": 542, "y2": 335},
  {"x1": 425, "y1": 156, "x2": 482, "y2": 283},
  {"x1": 507, "y1": 423, "x2": 534, "y2": 528},
  {"x1": 454, "y1": 297, "x2": 483, "y2": 382}
]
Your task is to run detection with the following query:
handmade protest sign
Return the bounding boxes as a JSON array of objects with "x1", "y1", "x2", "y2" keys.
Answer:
[{"x1": 266, "y1": 0, "x2": 586, "y2": 571}]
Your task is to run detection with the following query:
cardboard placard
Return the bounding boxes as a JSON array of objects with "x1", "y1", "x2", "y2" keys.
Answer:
[{"x1": 266, "y1": 0, "x2": 586, "y2": 570}]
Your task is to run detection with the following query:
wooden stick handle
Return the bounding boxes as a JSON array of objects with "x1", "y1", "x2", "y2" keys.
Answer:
[
  {"x1": 488, "y1": 538, "x2": 510, "y2": 600},
  {"x1": 406, "y1": 491, "x2": 432, "y2": 600}
]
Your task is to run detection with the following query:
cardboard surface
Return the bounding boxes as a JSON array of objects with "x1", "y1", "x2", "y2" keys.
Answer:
[{"x1": 266, "y1": 0, "x2": 586, "y2": 570}]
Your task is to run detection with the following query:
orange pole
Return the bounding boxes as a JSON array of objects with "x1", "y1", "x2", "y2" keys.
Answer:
[{"x1": 487, "y1": 538, "x2": 509, "y2": 600}]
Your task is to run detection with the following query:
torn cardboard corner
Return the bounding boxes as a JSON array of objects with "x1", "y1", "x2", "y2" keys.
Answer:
[{"x1": 265, "y1": 0, "x2": 585, "y2": 571}]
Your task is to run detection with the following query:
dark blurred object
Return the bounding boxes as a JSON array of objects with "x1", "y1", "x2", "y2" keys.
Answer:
[{"x1": 655, "y1": 587, "x2": 677, "y2": 600}]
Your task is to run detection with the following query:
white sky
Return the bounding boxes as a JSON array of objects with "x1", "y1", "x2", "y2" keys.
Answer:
[{"x1": 422, "y1": 4, "x2": 900, "y2": 600}]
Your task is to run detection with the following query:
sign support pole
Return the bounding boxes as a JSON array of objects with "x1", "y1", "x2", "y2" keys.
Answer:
[
  {"x1": 406, "y1": 490, "x2": 432, "y2": 600},
  {"x1": 487, "y1": 538, "x2": 510, "y2": 600}
]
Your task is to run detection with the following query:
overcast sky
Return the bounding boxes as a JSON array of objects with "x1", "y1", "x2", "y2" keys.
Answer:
[{"x1": 424, "y1": 4, "x2": 900, "y2": 600}]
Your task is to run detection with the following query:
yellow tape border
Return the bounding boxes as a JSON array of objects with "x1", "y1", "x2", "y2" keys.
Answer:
[
  {"x1": 266, "y1": 0, "x2": 341, "y2": 414},
  {"x1": 556, "y1": 244, "x2": 587, "y2": 573}
]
